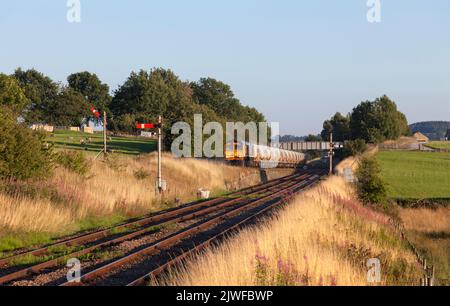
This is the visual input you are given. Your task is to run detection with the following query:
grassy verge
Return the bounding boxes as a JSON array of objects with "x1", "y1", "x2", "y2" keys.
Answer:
[
  {"x1": 0, "y1": 154, "x2": 268, "y2": 256},
  {"x1": 0, "y1": 214, "x2": 130, "y2": 256},
  {"x1": 160, "y1": 176, "x2": 422, "y2": 286},
  {"x1": 399, "y1": 206, "x2": 450, "y2": 284},
  {"x1": 407, "y1": 231, "x2": 450, "y2": 285},
  {"x1": 428, "y1": 141, "x2": 450, "y2": 150}
]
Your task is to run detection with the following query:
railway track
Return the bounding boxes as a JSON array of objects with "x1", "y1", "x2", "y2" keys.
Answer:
[
  {"x1": 0, "y1": 172, "x2": 299, "y2": 268},
  {"x1": 0, "y1": 170, "x2": 324, "y2": 286}
]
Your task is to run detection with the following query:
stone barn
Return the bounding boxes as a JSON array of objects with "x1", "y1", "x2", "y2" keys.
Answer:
[{"x1": 413, "y1": 132, "x2": 429, "y2": 144}]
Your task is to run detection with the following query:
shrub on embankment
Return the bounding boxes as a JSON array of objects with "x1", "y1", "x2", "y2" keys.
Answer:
[
  {"x1": 54, "y1": 150, "x2": 90, "y2": 176},
  {"x1": 355, "y1": 156, "x2": 387, "y2": 205},
  {"x1": 160, "y1": 176, "x2": 422, "y2": 286},
  {"x1": 0, "y1": 109, "x2": 52, "y2": 181}
]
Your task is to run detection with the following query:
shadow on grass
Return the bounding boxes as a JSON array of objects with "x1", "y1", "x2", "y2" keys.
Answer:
[
  {"x1": 50, "y1": 140, "x2": 157, "y2": 156},
  {"x1": 424, "y1": 232, "x2": 450, "y2": 240}
]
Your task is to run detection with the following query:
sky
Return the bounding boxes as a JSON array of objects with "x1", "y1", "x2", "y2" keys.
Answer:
[{"x1": 1, "y1": 0, "x2": 449, "y2": 136}]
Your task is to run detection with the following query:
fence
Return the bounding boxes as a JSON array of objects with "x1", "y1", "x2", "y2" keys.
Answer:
[
  {"x1": 391, "y1": 221, "x2": 442, "y2": 286},
  {"x1": 424, "y1": 145, "x2": 450, "y2": 153}
]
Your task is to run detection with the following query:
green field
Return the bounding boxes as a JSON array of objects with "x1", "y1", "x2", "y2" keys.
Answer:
[
  {"x1": 428, "y1": 141, "x2": 450, "y2": 150},
  {"x1": 47, "y1": 130, "x2": 157, "y2": 156},
  {"x1": 377, "y1": 150, "x2": 450, "y2": 199}
]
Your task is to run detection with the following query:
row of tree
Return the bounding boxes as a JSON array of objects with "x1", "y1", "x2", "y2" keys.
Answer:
[
  {"x1": 1, "y1": 69, "x2": 110, "y2": 126},
  {"x1": 279, "y1": 134, "x2": 322, "y2": 142},
  {"x1": 321, "y1": 95, "x2": 410, "y2": 144},
  {"x1": 1, "y1": 68, "x2": 266, "y2": 145},
  {"x1": 0, "y1": 68, "x2": 267, "y2": 179},
  {"x1": 108, "y1": 69, "x2": 266, "y2": 148}
]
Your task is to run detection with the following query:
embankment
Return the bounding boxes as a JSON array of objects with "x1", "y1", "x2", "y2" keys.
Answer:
[{"x1": 161, "y1": 174, "x2": 421, "y2": 286}]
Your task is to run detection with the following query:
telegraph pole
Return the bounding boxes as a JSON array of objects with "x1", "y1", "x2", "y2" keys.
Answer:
[{"x1": 329, "y1": 133, "x2": 334, "y2": 175}]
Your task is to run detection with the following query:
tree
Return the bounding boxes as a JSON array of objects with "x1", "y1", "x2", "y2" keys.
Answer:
[
  {"x1": 191, "y1": 78, "x2": 235, "y2": 114},
  {"x1": 355, "y1": 157, "x2": 387, "y2": 205},
  {"x1": 13, "y1": 68, "x2": 59, "y2": 124},
  {"x1": 375, "y1": 95, "x2": 409, "y2": 140},
  {"x1": 396, "y1": 110, "x2": 411, "y2": 137},
  {"x1": 109, "y1": 69, "x2": 268, "y2": 149},
  {"x1": 349, "y1": 96, "x2": 409, "y2": 144},
  {"x1": 67, "y1": 71, "x2": 111, "y2": 117},
  {"x1": 110, "y1": 69, "x2": 223, "y2": 148},
  {"x1": 305, "y1": 134, "x2": 322, "y2": 142},
  {"x1": 49, "y1": 87, "x2": 90, "y2": 126},
  {"x1": 191, "y1": 77, "x2": 266, "y2": 123},
  {"x1": 343, "y1": 139, "x2": 367, "y2": 157},
  {"x1": 0, "y1": 108, "x2": 53, "y2": 180},
  {"x1": 0, "y1": 74, "x2": 29, "y2": 115},
  {"x1": 244, "y1": 105, "x2": 266, "y2": 124},
  {"x1": 321, "y1": 112, "x2": 351, "y2": 141},
  {"x1": 350, "y1": 101, "x2": 381, "y2": 143},
  {"x1": 110, "y1": 69, "x2": 170, "y2": 118},
  {"x1": 108, "y1": 114, "x2": 137, "y2": 134}
]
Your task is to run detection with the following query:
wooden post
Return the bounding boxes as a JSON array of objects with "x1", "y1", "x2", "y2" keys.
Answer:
[{"x1": 429, "y1": 266, "x2": 435, "y2": 287}]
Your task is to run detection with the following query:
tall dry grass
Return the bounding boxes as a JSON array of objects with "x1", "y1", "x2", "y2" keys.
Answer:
[
  {"x1": 398, "y1": 206, "x2": 450, "y2": 282},
  {"x1": 399, "y1": 206, "x2": 450, "y2": 233},
  {"x1": 162, "y1": 176, "x2": 421, "y2": 286},
  {"x1": 0, "y1": 154, "x2": 267, "y2": 235},
  {"x1": 0, "y1": 194, "x2": 73, "y2": 233}
]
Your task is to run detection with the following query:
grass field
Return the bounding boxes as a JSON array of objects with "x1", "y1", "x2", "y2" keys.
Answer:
[
  {"x1": 47, "y1": 130, "x2": 156, "y2": 155},
  {"x1": 428, "y1": 141, "x2": 450, "y2": 150},
  {"x1": 378, "y1": 150, "x2": 450, "y2": 284},
  {"x1": 377, "y1": 150, "x2": 450, "y2": 199}
]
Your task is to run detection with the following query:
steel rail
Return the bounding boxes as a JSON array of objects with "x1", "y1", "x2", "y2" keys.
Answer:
[
  {"x1": 61, "y1": 174, "x2": 319, "y2": 286},
  {"x1": 0, "y1": 172, "x2": 301, "y2": 268},
  {"x1": 127, "y1": 175, "x2": 324, "y2": 286},
  {"x1": 0, "y1": 173, "x2": 309, "y2": 285}
]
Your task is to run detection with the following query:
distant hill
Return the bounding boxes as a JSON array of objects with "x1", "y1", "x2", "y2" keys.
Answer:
[{"x1": 409, "y1": 121, "x2": 450, "y2": 140}]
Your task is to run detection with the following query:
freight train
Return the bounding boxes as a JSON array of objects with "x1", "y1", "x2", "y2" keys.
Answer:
[{"x1": 225, "y1": 142, "x2": 307, "y2": 168}]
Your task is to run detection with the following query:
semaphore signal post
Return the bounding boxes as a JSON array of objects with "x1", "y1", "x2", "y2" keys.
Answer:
[
  {"x1": 136, "y1": 116, "x2": 165, "y2": 194},
  {"x1": 102, "y1": 111, "x2": 107, "y2": 157},
  {"x1": 329, "y1": 133, "x2": 334, "y2": 176},
  {"x1": 86, "y1": 97, "x2": 109, "y2": 160}
]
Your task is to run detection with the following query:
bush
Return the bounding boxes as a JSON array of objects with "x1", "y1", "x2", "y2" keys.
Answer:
[
  {"x1": 108, "y1": 114, "x2": 136, "y2": 134},
  {"x1": 134, "y1": 168, "x2": 150, "y2": 180},
  {"x1": 343, "y1": 139, "x2": 367, "y2": 157},
  {"x1": 0, "y1": 109, "x2": 53, "y2": 180},
  {"x1": 55, "y1": 151, "x2": 89, "y2": 175},
  {"x1": 355, "y1": 157, "x2": 387, "y2": 205},
  {"x1": 0, "y1": 74, "x2": 29, "y2": 115}
]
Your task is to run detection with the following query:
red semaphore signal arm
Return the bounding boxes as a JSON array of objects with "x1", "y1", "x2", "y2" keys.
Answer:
[{"x1": 136, "y1": 123, "x2": 161, "y2": 129}]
